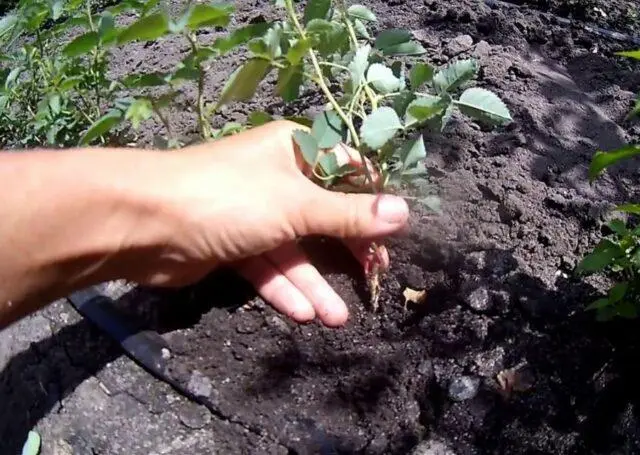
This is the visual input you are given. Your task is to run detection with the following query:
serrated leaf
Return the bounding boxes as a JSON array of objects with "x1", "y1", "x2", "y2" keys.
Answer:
[
  {"x1": 609, "y1": 281, "x2": 629, "y2": 303},
  {"x1": 212, "y1": 22, "x2": 271, "y2": 55},
  {"x1": 367, "y1": 63, "x2": 401, "y2": 94},
  {"x1": 98, "y1": 12, "x2": 115, "y2": 41},
  {"x1": 125, "y1": 98, "x2": 153, "y2": 129},
  {"x1": 79, "y1": 110, "x2": 123, "y2": 145},
  {"x1": 347, "y1": 4, "x2": 376, "y2": 21},
  {"x1": 577, "y1": 239, "x2": 623, "y2": 273},
  {"x1": 318, "y1": 153, "x2": 341, "y2": 177},
  {"x1": 306, "y1": 19, "x2": 347, "y2": 56},
  {"x1": 607, "y1": 219, "x2": 628, "y2": 236},
  {"x1": 277, "y1": 65, "x2": 302, "y2": 102},
  {"x1": 360, "y1": 106, "x2": 403, "y2": 150},
  {"x1": 285, "y1": 116, "x2": 314, "y2": 128},
  {"x1": 374, "y1": 29, "x2": 412, "y2": 50},
  {"x1": 248, "y1": 111, "x2": 273, "y2": 126},
  {"x1": 21, "y1": 430, "x2": 40, "y2": 455},
  {"x1": 615, "y1": 203, "x2": 640, "y2": 215},
  {"x1": 392, "y1": 91, "x2": 416, "y2": 117},
  {"x1": 118, "y1": 12, "x2": 169, "y2": 44},
  {"x1": 311, "y1": 110, "x2": 345, "y2": 149},
  {"x1": 433, "y1": 59, "x2": 477, "y2": 93},
  {"x1": 397, "y1": 136, "x2": 426, "y2": 171},
  {"x1": 381, "y1": 41, "x2": 426, "y2": 56},
  {"x1": 303, "y1": 0, "x2": 331, "y2": 24},
  {"x1": 348, "y1": 44, "x2": 370, "y2": 90},
  {"x1": 616, "y1": 49, "x2": 640, "y2": 60},
  {"x1": 293, "y1": 129, "x2": 319, "y2": 166},
  {"x1": 409, "y1": 62, "x2": 434, "y2": 90},
  {"x1": 589, "y1": 145, "x2": 640, "y2": 182},
  {"x1": 122, "y1": 72, "x2": 168, "y2": 88},
  {"x1": 185, "y1": 3, "x2": 233, "y2": 29},
  {"x1": 286, "y1": 38, "x2": 310, "y2": 65},
  {"x1": 405, "y1": 95, "x2": 447, "y2": 126},
  {"x1": 217, "y1": 58, "x2": 271, "y2": 107},
  {"x1": 585, "y1": 298, "x2": 610, "y2": 311},
  {"x1": 353, "y1": 19, "x2": 370, "y2": 39},
  {"x1": 456, "y1": 87, "x2": 512, "y2": 125},
  {"x1": 63, "y1": 31, "x2": 98, "y2": 57},
  {"x1": 48, "y1": 94, "x2": 61, "y2": 115}
]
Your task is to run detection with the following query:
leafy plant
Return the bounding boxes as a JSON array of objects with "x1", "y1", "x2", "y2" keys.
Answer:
[
  {"x1": 578, "y1": 48, "x2": 640, "y2": 321},
  {"x1": 219, "y1": 0, "x2": 512, "y2": 308}
]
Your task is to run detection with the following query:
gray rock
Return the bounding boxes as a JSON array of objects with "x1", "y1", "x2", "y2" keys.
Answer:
[
  {"x1": 267, "y1": 315, "x2": 292, "y2": 335},
  {"x1": 177, "y1": 402, "x2": 212, "y2": 430},
  {"x1": 473, "y1": 347, "x2": 505, "y2": 377},
  {"x1": 445, "y1": 35, "x2": 473, "y2": 56},
  {"x1": 411, "y1": 438, "x2": 457, "y2": 455},
  {"x1": 448, "y1": 376, "x2": 480, "y2": 401},
  {"x1": 472, "y1": 40, "x2": 492, "y2": 58},
  {"x1": 464, "y1": 287, "x2": 491, "y2": 311},
  {"x1": 187, "y1": 370, "x2": 213, "y2": 399},
  {"x1": 465, "y1": 251, "x2": 487, "y2": 272}
]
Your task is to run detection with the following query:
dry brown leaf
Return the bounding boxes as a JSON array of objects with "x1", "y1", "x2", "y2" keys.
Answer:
[
  {"x1": 496, "y1": 364, "x2": 534, "y2": 398},
  {"x1": 403, "y1": 287, "x2": 427, "y2": 308}
]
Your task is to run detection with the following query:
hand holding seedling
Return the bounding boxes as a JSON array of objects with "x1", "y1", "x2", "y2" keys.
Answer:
[{"x1": 0, "y1": 120, "x2": 408, "y2": 329}]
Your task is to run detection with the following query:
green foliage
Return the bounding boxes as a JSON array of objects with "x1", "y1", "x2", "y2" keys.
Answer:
[{"x1": 579, "y1": 48, "x2": 640, "y2": 321}]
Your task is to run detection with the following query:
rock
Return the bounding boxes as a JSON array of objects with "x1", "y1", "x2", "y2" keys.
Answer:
[
  {"x1": 463, "y1": 286, "x2": 491, "y2": 311},
  {"x1": 473, "y1": 40, "x2": 492, "y2": 58},
  {"x1": 187, "y1": 370, "x2": 213, "y2": 399},
  {"x1": 465, "y1": 251, "x2": 487, "y2": 272},
  {"x1": 266, "y1": 315, "x2": 292, "y2": 335},
  {"x1": 499, "y1": 194, "x2": 524, "y2": 224},
  {"x1": 411, "y1": 438, "x2": 457, "y2": 455},
  {"x1": 445, "y1": 34, "x2": 473, "y2": 56},
  {"x1": 448, "y1": 376, "x2": 480, "y2": 401},
  {"x1": 177, "y1": 402, "x2": 212, "y2": 429},
  {"x1": 473, "y1": 347, "x2": 505, "y2": 377}
]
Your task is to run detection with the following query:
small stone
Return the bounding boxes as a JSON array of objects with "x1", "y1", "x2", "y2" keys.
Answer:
[
  {"x1": 514, "y1": 133, "x2": 527, "y2": 146},
  {"x1": 473, "y1": 347, "x2": 505, "y2": 377},
  {"x1": 161, "y1": 348, "x2": 171, "y2": 360},
  {"x1": 411, "y1": 438, "x2": 456, "y2": 455},
  {"x1": 267, "y1": 315, "x2": 292, "y2": 335},
  {"x1": 463, "y1": 287, "x2": 491, "y2": 311},
  {"x1": 187, "y1": 370, "x2": 213, "y2": 398},
  {"x1": 465, "y1": 251, "x2": 487, "y2": 272},
  {"x1": 472, "y1": 40, "x2": 492, "y2": 58},
  {"x1": 178, "y1": 402, "x2": 212, "y2": 429},
  {"x1": 445, "y1": 34, "x2": 473, "y2": 56},
  {"x1": 448, "y1": 376, "x2": 480, "y2": 401}
]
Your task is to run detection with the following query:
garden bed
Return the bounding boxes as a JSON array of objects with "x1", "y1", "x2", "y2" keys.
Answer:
[{"x1": 8, "y1": 0, "x2": 640, "y2": 453}]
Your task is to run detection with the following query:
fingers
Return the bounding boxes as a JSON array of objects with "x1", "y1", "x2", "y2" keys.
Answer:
[
  {"x1": 234, "y1": 255, "x2": 316, "y2": 324},
  {"x1": 265, "y1": 242, "x2": 349, "y2": 327},
  {"x1": 296, "y1": 188, "x2": 409, "y2": 240}
]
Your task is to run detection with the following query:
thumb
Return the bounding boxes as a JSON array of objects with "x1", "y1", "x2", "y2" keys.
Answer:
[{"x1": 297, "y1": 185, "x2": 410, "y2": 239}]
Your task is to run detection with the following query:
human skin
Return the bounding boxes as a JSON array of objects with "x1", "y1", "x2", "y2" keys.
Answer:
[{"x1": 0, "y1": 120, "x2": 409, "y2": 330}]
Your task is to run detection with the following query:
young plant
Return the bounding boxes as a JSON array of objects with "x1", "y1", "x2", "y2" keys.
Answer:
[
  {"x1": 578, "y1": 48, "x2": 640, "y2": 321},
  {"x1": 218, "y1": 0, "x2": 513, "y2": 309}
]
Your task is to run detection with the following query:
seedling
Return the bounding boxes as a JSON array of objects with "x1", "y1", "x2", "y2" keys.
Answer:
[{"x1": 219, "y1": 0, "x2": 512, "y2": 308}]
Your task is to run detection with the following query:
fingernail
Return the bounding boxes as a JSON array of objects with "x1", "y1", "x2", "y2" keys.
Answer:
[{"x1": 375, "y1": 195, "x2": 409, "y2": 224}]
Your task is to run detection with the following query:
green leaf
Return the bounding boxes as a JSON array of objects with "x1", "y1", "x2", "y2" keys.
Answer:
[
  {"x1": 433, "y1": 59, "x2": 478, "y2": 94},
  {"x1": 318, "y1": 153, "x2": 339, "y2": 176},
  {"x1": 63, "y1": 31, "x2": 98, "y2": 57},
  {"x1": 118, "y1": 12, "x2": 169, "y2": 44},
  {"x1": 609, "y1": 281, "x2": 629, "y2": 303},
  {"x1": 577, "y1": 239, "x2": 623, "y2": 273},
  {"x1": 248, "y1": 111, "x2": 273, "y2": 126},
  {"x1": 589, "y1": 145, "x2": 640, "y2": 182},
  {"x1": 392, "y1": 91, "x2": 416, "y2": 117},
  {"x1": 306, "y1": 19, "x2": 347, "y2": 56},
  {"x1": 595, "y1": 306, "x2": 617, "y2": 321},
  {"x1": 367, "y1": 63, "x2": 401, "y2": 94},
  {"x1": 125, "y1": 98, "x2": 154, "y2": 129},
  {"x1": 0, "y1": 13, "x2": 18, "y2": 42},
  {"x1": 79, "y1": 110, "x2": 123, "y2": 145},
  {"x1": 381, "y1": 41, "x2": 426, "y2": 56},
  {"x1": 98, "y1": 12, "x2": 115, "y2": 42},
  {"x1": 615, "y1": 49, "x2": 640, "y2": 60},
  {"x1": 311, "y1": 110, "x2": 345, "y2": 149},
  {"x1": 409, "y1": 62, "x2": 434, "y2": 90},
  {"x1": 585, "y1": 298, "x2": 610, "y2": 311},
  {"x1": 285, "y1": 116, "x2": 313, "y2": 128},
  {"x1": 374, "y1": 29, "x2": 425, "y2": 55},
  {"x1": 353, "y1": 19, "x2": 370, "y2": 39},
  {"x1": 348, "y1": 44, "x2": 370, "y2": 90},
  {"x1": 48, "y1": 94, "x2": 61, "y2": 115},
  {"x1": 418, "y1": 195, "x2": 442, "y2": 213},
  {"x1": 615, "y1": 203, "x2": 640, "y2": 215},
  {"x1": 405, "y1": 95, "x2": 447, "y2": 125},
  {"x1": 21, "y1": 430, "x2": 40, "y2": 455},
  {"x1": 185, "y1": 3, "x2": 233, "y2": 29},
  {"x1": 51, "y1": 0, "x2": 64, "y2": 20},
  {"x1": 277, "y1": 65, "x2": 303, "y2": 102},
  {"x1": 122, "y1": 72, "x2": 168, "y2": 88},
  {"x1": 347, "y1": 4, "x2": 377, "y2": 21},
  {"x1": 607, "y1": 219, "x2": 628, "y2": 236},
  {"x1": 616, "y1": 301, "x2": 637, "y2": 319},
  {"x1": 293, "y1": 129, "x2": 319, "y2": 166},
  {"x1": 360, "y1": 106, "x2": 403, "y2": 150},
  {"x1": 217, "y1": 58, "x2": 271, "y2": 107},
  {"x1": 455, "y1": 87, "x2": 512, "y2": 126},
  {"x1": 397, "y1": 136, "x2": 426, "y2": 171},
  {"x1": 286, "y1": 38, "x2": 310, "y2": 65},
  {"x1": 303, "y1": 0, "x2": 331, "y2": 24},
  {"x1": 212, "y1": 22, "x2": 271, "y2": 55}
]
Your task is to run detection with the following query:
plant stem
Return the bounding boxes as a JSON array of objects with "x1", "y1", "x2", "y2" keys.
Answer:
[
  {"x1": 186, "y1": 33, "x2": 212, "y2": 139},
  {"x1": 152, "y1": 103, "x2": 176, "y2": 144}
]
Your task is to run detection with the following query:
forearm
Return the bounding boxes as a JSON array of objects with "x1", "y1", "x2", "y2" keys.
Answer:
[{"x1": 0, "y1": 147, "x2": 173, "y2": 328}]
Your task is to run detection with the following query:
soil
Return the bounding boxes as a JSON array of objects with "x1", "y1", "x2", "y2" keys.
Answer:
[{"x1": 12, "y1": 0, "x2": 640, "y2": 453}]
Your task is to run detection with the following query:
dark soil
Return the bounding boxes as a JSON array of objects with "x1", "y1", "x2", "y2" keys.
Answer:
[{"x1": 42, "y1": 0, "x2": 640, "y2": 453}]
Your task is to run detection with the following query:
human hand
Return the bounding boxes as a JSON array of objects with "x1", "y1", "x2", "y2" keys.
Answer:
[{"x1": 127, "y1": 120, "x2": 410, "y2": 327}]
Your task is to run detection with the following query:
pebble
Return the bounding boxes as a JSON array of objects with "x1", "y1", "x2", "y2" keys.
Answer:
[
  {"x1": 463, "y1": 286, "x2": 491, "y2": 311},
  {"x1": 178, "y1": 403, "x2": 212, "y2": 430},
  {"x1": 445, "y1": 34, "x2": 473, "y2": 56},
  {"x1": 472, "y1": 40, "x2": 492, "y2": 58},
  {"x1": 267, "y1": 315, "x2": 292, "y2": 335},
  {"x1": 411, "y1": 438, "x2": 457, "y2": 455},
  {"x1": 187, "y1": 370, "x2": 213, "y2": 399},
  {"x1": 473, "y1": 347, "x2": 505, "y2": 377},
  {"x1": 448, "y1": 376, "x2": 481, "y2": 401}
]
